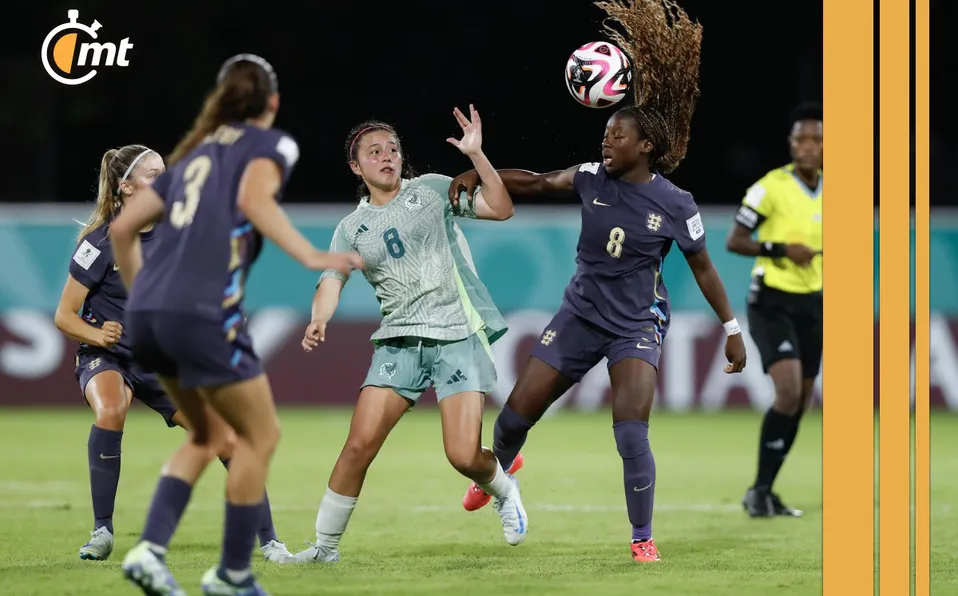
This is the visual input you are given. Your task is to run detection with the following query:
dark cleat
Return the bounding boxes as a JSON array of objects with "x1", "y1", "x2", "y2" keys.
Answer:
[
  {"x1": 769, "y1": 492, "x2": 803, "y2": 517},
  {"x1": 742, "y1": 487, "x2": 775, "y2": 518}
]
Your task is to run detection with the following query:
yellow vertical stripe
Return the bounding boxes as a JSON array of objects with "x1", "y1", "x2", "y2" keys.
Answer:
[
  {"x1": 823, "y1": 0, "x2": 876, "y2": 593},
  {"x1": 913, "y1": 0, "x2": 930, "y2": 592},
  {"x1": 879, "y1": 0, "x2": 912, "y2": 593}
]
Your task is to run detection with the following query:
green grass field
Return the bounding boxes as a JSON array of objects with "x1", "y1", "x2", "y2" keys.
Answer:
[{"x1": 0, "y1": 408, "x2": 955, "y2": 595}]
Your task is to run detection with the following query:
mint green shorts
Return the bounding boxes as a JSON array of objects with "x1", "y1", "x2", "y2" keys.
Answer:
[{"x1": 362, "y1": 333, "x2": 498, "y2": 403}]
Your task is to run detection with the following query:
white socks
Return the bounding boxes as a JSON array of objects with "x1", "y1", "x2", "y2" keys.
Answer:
[
  {"x1": 315, "y1": 487, "x2": 358, "y2": 550},
  {"x1": 477, "y1": 460, "x2": 514, "y2": 499}
]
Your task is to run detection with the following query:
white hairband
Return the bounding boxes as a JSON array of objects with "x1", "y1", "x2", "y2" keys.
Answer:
[{"x1": 117, "y1": 148, "x2": 154, "y2": 193}]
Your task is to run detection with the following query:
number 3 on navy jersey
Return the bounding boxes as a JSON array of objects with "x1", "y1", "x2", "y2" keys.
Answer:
[
  {"x1": 606, "y1": 226, "x2": 625, "y2": 259},
  {"x1": 170, "y1": 156, "x2": 212, "y2": 228},
  {"x1": 383, "y1": 227, "x2": 406, "y2": 258}
]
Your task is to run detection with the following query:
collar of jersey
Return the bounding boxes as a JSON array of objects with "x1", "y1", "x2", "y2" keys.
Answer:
[{"x1": 360, "y1": 178, "x2": 409, "y2": 211}]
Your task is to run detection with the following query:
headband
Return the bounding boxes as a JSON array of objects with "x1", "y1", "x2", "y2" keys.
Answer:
[
  {"x1": 117, "y1": 148, "x2": 154, "y2": 193},
  {"x1": 217, "y1": 53, "x2": 278, "y2": 92},
  {"x1": 348, "y1": 126, "x2": 388, "y2": 158}
]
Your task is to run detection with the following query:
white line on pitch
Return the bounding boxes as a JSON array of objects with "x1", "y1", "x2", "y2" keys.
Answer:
[{"x1": 0, "y1": 481, "x2": 74, "y2": 493}]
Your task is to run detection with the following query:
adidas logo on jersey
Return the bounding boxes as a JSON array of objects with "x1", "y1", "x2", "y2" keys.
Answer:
[
  {"x1": 778, "y1": 340, "x2": 794, "y2": 353},
  {"x1": 356, "y1": 224, "x2": 369, "y2": 235}
]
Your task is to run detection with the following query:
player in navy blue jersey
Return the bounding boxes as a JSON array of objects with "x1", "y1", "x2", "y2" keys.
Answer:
[
  {"x1": 54, "y1": 145, "x2": 289, "y2": 564},
  {"x1": 107, "y1": 55, "x2": 362, "y2": 596},
  {"x1": 447, "y1": 0, "x2": 747, "y2": 562}
]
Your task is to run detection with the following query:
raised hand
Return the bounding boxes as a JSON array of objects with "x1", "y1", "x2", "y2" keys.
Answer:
[{"x1": 446, "y1": 104, "x2": 483, "y2": 157}]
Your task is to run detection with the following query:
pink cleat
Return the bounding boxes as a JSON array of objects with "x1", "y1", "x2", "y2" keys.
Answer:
[{"x1": 462, "y1": 453, "x2": 524, "y2": 512}]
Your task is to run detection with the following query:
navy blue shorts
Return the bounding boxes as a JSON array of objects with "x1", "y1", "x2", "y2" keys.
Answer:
[
  {"x1": 75, "y1": 349, "x2": 177, "y2": 427},
  {"x1": 126, "y1": 311, "x2": 263, "y2": 390},
  {"x1": 530, "y1": 309, "x2": 664, "y2": 382}
]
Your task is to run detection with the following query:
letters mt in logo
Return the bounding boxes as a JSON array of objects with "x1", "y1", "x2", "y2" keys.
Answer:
[{"x1": 41, "y1": 9, "x2": 133, "y2": 85}]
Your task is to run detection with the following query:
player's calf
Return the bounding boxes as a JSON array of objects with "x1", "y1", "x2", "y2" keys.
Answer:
[{"x1": 492, "y1": 404, "x2": 534, "y2": 471}]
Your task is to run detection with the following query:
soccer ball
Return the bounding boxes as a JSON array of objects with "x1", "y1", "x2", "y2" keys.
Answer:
[{"x1": 564, "y1": 41, "x2": 633, "y2": 109}]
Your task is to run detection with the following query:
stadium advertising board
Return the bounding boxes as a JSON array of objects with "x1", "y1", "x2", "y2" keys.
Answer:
[{"x1": 1, "y1": 206, "x2": 954, "y2": 410}]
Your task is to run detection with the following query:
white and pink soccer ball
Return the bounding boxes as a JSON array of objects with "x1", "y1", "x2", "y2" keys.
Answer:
[{"x1": 564, "y1": 41, "x2": 633, "y2": 108}]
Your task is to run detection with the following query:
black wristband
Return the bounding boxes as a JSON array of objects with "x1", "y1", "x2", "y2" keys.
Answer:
[{"x1": 759, "y1": 242, "x2": 787, "y2": 258}]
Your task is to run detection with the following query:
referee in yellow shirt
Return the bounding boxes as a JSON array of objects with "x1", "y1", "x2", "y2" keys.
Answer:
[{"x1": 726, "y1": 102, "x2": 823, "y2": 518}]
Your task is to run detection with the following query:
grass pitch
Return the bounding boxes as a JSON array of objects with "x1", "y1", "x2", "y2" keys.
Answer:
[{"x1": 0, "y1": 407, "x2": 954, "y2": 595}]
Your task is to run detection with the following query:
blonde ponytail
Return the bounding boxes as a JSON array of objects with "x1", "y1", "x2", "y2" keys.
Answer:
[{"x1": 77, "y1": 144, "x2": 152, "y2": 241}]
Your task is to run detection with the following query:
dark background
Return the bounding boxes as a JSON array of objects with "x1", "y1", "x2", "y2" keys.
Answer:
[{"x1": 0, "y1": 1, "x2": 949, "y2": 206}]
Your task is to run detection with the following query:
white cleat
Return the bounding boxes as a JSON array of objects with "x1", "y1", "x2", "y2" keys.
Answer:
[
  {"x1": 260, "y1": 540, "x2": 294, "y2": 563},
  {"x1": 492, "y1": 473, "x2": 529, "y2": 546},
  {"x1": 290, "y1": 541, "x2": 340, "y2": 564},
  {"x1": 79, "y1": 526, "x2": 114, "y2": 561},
  {"x1": 121, "y1": 541, "x2": 185, "y2": 596}
]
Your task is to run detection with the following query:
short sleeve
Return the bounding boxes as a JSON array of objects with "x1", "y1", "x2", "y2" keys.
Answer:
[
  {"x1": 734, "y1": 180, "x2": 773, "y2": 231},
  {"x1": 251, "y1": 132, "x2": 300, "y2": 183},
  {"x1": 318, "y1": 221, "x2": 352, "y2": 286},
  {"x1": 572, "y1": 162, "x2": 602, "y2": 201},
  {"x1": 69, "y1": 233, "x2": 110, "y2": 289},
  {"x1": 671, "y1": 193, "x2": 707, "y2": 255}
]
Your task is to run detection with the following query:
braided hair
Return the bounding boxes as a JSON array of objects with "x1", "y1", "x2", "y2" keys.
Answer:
[{"x1": 594, "y1": 0, "x2": 703, "y2": 174}]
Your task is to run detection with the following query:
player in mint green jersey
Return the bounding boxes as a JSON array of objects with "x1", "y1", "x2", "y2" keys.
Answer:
[{"x1": 291, "y1": 105, "x2": 528, "y2": 564}]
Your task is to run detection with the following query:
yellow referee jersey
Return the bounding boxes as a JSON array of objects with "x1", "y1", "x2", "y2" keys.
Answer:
[{"x1": 737, "y1": 164, "x2": 823, "y2": 293}]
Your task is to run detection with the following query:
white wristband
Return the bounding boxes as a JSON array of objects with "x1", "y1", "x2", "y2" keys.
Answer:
[{"x1": 723, "y1": 318, "x2": 742, "y2": 336}]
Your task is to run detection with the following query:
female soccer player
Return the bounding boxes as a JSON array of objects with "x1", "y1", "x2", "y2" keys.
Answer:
[
  {"x1": 293, "y1": 105, "x2": 527, "y2": 564},
  {"x1": 54, "y1": 144, "x2": 289, "y2": 564},
  {"x1": 109, "y1": 54, "x2": 362, "y2": 595},
  {"x1": 446, "y1": 0, "x2": 747, "y2": 563},
  {"x1": 726, "y1": 102, "x2": 823, "y2": 518}
]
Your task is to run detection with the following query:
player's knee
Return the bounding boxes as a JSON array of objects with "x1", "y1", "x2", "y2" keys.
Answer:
[
  {"x1": 212, "y1": 428, "x2": 238, "y2": 460},
  {"x1": 444, "y1": 442, "x2": 483, "y2": 477},
  {"x1": 255, "y1": 418, "x2": 281, "y2": 454},
  {"x1": 340, "y1": 435, "x2": 379, "y2": 469},
  {"x1": 93, "y1": 403, "x2": 128, "y2": 430},
  {"x1": 611, "y1": 391, "x2": 653, "y2": 423},
  {"x1": 773, "y1": 382, "x2": 803, "y2": 414}
]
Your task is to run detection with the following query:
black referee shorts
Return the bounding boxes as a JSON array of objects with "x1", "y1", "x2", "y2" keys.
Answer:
[{"x1": 745, "y1": 277, "x2": 823, "y2": 379}]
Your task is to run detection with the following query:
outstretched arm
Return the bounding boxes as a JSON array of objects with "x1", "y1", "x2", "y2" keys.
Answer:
[
  {"x1": 448, "y1": 166, "x2": 579, "y2": 215},
  {"x1": 445, "y1": 104, "x2": 580, "y2": 218}
]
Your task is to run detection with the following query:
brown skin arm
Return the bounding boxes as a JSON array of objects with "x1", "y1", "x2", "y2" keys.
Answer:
[
  {"x1": 726, "y1": 222, "x2": 818, "y2": 266},
  {"x1": 448, "y1": 166, "x2": 579, "y2": 210},
  {"x1": 684, "y1": 247, "x2": 747, "y2": 373},
  {"x1": 726, "y1": 222, "x2": 761, "y2": 257}
]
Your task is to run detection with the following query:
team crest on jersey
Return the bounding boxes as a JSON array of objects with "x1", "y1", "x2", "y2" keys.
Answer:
[
  {"x1": 646, "y1": 212, "x2": 663, "y2": 232},
  {"x1": 404, "y1": 192, "x2": 423, "y2": 210},
  {"x1": 379, "y1": 362, "x2": 397, "y2": 379}
]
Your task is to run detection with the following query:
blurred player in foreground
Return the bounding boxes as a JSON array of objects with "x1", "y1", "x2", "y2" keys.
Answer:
[
  {"x1": 295, "y1": 105, "x2": 526, "y2": 564},
  {"x1": 448, "y1": 0, "x2": 746, "y2": 563},
  {"x1": 726, "y1": 102, "x2": 823, "y2": 518},
  {"x1": 54, "y1": 145, "x2": 288, "y2": 563},
  {"x1": 109, "y1": 54, "x2": 361, "y2": 595}
]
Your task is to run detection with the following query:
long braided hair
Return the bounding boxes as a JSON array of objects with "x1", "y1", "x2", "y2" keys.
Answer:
[{"x1": 594, "y1": 0, "x2": 703, "y2": 174}]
